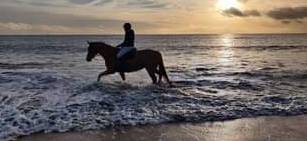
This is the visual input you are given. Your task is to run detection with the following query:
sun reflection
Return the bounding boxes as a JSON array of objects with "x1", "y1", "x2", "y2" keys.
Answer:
[
  {"x1": 221, "y1": 34, "x2": 235, "y2": 47},
  {"x1": 217, "y1": 34, "x2": 236, "y2": 68}
]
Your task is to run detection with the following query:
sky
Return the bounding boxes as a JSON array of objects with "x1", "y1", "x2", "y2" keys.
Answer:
[{"x1": 0, "y1": 0, "x2": 307, "y2": 34}]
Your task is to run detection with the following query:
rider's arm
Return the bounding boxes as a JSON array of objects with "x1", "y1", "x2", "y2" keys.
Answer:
[
  {"x1": 117, "y1": 31, "x2": 129, "y2": 47},
  {"x1": 117, "y1": 30, "x2": 134, "y2": 47}
]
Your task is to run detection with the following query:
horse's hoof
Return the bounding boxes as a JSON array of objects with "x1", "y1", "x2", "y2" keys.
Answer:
[{"x1": 168, "y1": 82, "x2": 174, "y2": 88}]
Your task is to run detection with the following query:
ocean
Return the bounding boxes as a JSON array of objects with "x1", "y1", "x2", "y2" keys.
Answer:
[{"x1": 1, "y1": 34, "x2": 307, "y2": 140}]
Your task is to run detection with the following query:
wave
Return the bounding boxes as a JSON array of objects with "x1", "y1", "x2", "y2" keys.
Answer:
[
  {"x1": 189, "y1": 66, "x2": 307, "y2": 81},
  {"x1": 1, "y1": 70, "x2": 307, "y2": 140},
  {"x1": 0, "y1": 62, "x2": 53, "y2": 70},
  {"x1": 150, "y1": 45, "x2": 307, "y2": 49},
  {"x1": 234, "y1": 45, "x2": 307, "y2": 50}
]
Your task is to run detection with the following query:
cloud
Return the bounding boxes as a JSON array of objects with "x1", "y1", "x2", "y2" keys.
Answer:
[
  {"x1": 10, "y1": 0, "x2": 68, "y2": 7},
  {"x1": 0, "y1": 22, "x2": 93, "y2": 34},
  {"x1": 237, "y1": 0, "x2": 248, "y2": 3},
  {"x1": 126, "y1": 0, "x2": 170, "y2": 9},
  {"x1": 267, "y1": 6, "x2": 307, "y2": 23},
  {"x1": 221, "y1": 6, "x2": 307, "y2": 24},
  {"x1": 4, "y1": 0, "x2": 114, "y2": 8},
  {"x1": 281, "y1": 21, "x2": 291, "y2": 24},
  {"x1": 0, "y1": 22, "x2": 32, "y2": 31},
  {"x1": 3, "y1": 0, "x2": 172, "y2": 10},
  {"x1": 0, "y1": 6, "x2": 123, "y2": 28},
  {"x1": 68, "y1": 0, "x2": 113, "y2": 6},
  {"x1": 69, "y1": 0, "x2": 96, "y2": 4},
  {"x1": 222, "y1": 7, "x2": 261, "y2": 17},
  {"x1": 0, "y1": 4, "x2": 158, "y2": 34}
]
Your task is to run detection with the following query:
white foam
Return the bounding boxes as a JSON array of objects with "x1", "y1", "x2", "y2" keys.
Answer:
[{"x1": 1, "y1": 70, "x2": 307, "y2": 141}]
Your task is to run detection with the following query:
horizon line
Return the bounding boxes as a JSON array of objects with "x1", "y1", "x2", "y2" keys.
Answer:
[{"x1": 0, "y1": 33, "x2": 307, "y2": 36}]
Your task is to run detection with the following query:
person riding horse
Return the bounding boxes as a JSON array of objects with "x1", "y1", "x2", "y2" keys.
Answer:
[
  {"x1": 116, "y1": 23, "x2": 137, "y2": 70},
  {"x1": 86, "y1": 23, "x2": 171, "y2": 85}
]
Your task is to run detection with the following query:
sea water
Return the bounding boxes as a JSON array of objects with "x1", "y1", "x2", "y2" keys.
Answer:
[{"x1": 0, "y1": 34, "x2": 307, "y2": 140}]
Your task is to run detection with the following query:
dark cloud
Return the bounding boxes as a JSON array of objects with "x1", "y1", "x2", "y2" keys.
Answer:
[
  {"x1": 222, "y1": 7, "x2": 261, "y2": 17},
  {"x1": 281, "y1": 20, "x2": 291, "y2": 24},
  {"x1": 221, "y1": 6, "x2": 307, "y2": 24},
  {"x1": 267, "y1": 6, "x2": 307, "y2": 21},
  {"x1": 266, "y1": 7, "x2": 307, "y2": 24},
  {"x1": 281, "y1": 20, "x2": 303, "y2": 24}
]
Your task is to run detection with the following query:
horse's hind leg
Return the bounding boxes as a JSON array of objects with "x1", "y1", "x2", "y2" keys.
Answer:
[{"x1": 146, "y1": 68, "x2": 157, "y2": 84}]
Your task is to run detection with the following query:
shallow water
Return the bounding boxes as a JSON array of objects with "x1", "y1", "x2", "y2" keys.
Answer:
[
  {"x1": 0, "y1": 34, "x2": 307, "y2": 140},
  {"x1": 18, "y1": 115, "x2": 307, "y2": 141}
]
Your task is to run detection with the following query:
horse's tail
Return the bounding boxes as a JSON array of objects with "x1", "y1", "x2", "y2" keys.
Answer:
[{"x1": 158, "y1": 55, "x2": 171, "y2": 85}]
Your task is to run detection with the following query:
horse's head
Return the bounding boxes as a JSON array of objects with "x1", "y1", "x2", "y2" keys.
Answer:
[
  {"x1": 86, "y1": 42, "x2": 99, "y2": 62},
  {"x1": 86, "y1": 41, "x2": 117, "y2": 62}
]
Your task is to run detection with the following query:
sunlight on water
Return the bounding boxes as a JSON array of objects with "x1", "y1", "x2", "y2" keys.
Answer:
[
  {"x1": 217, "y1": 34, "x2": 236, "y2": 68},
  {"x1": 221, "y1": 34, "x2": 235, "y2": 47}
]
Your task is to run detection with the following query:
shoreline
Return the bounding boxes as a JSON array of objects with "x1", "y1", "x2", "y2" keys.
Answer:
[{"x1": 18, "y1": 115, "x2": 307, "y2": 141}]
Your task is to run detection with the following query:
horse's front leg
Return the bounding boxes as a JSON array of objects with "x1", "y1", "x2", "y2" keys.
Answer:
[
  {"x1": 119, "y1": 72, "x2": 126, "y2": 81},
  {"x1": 97, "y1": 70, "x2": 115, "y2": 82}
]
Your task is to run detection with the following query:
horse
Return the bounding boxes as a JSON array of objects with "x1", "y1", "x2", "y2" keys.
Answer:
[{"x1": 86, "y1": 42, "x2": 172, "y2": 85}]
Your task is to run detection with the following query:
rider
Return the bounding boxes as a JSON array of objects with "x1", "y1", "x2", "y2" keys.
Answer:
[
  {"x1": 116, "y1": 23, "x2": 136, "y2": 61},
  {"x1": 117, "y1": 23, "x2": 135, "y2": 60}
]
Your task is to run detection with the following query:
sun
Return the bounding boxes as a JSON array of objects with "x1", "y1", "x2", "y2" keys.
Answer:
[{"x1": 216, "y1": 0, "x2": 240, "y2": 10}]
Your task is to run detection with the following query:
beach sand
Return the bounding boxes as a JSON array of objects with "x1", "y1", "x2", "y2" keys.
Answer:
[{"x1": 18, "y1": 115, "x2": 307, "y2": 141}]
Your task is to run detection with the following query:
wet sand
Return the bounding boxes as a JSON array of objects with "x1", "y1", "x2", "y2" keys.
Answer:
[{"x1": 18, "y1": 115, "x2": 307, "y2": 141}]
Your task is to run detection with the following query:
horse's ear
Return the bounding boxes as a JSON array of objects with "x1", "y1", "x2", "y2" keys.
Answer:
[{"x1": 87, "y1": 41, "x2": 91, "y2": 45}]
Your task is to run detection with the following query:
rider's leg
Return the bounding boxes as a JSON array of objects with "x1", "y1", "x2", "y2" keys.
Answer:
[
  {"x1": 116, "y1": 47, "x2": 134, "y2": 71},
  {"x1": 117, "y1": 47, "x2": 133, "y2": 59}
]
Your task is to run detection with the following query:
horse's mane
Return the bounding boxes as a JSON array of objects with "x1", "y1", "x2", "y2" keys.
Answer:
[{"x1": 89, "y1": 42, "x2": 115, "y2": 48}]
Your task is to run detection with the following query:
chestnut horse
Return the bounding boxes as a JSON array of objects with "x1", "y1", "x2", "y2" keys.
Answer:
[{"x1": 86, "y1": 42, "x2": 171, "y2": 85}]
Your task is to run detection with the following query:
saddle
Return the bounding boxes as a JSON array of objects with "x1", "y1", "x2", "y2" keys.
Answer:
[
  {"x1": 116, "y1": 47, "x2": 137, "y2": 72},
  {"x1": 117, "y1": 48, "x2": 136, "y2": 60}
]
